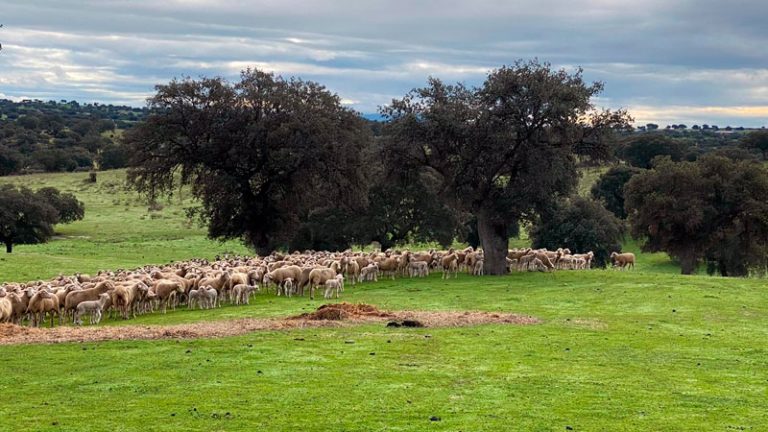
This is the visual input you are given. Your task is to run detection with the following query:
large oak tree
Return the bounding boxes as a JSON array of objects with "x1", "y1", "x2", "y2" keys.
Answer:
[
  {"x1": 382, "y1": 60, "x2": 629, "y2": 274},
  {"x1": 124, "y1": 70, "x2": 371, "y2": 254}
]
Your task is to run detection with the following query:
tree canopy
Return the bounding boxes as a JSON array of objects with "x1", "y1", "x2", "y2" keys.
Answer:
[
  {"x1": 0, "y1": 184, "x2": 84, "y2": 253},
  {"x1": 382, "y1": 60, "x2": 630, "y2": 273},
  {"x1": 124, "y1": 70, "x2": 372, "y2": 254},
  {"x1": 590, "y1": 165, "x2": 645, "y2": 219},
  {"x1": 618, "y1": 133, "x2": 687, "y2": 168},
  {"x1": 741, "y1": 129, "x2": 768, "y2": 160},
  {"x1": 625, "y1": 155, "x2": 768, "y2": 275}
]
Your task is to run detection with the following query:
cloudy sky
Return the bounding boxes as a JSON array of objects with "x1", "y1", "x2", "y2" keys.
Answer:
[{"x1": 1, "y1": 0, "x2": 767, "y2": 126}]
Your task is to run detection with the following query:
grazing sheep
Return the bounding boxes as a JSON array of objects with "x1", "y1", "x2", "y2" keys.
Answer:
[
  {"x1": 74, "y1": 293, "x2": 111, "y2": 325},
  {"x1": 610, "y1": 252, "x2": 636, "y2": 270}
]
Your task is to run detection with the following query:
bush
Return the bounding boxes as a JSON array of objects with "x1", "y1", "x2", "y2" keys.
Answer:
[{"x1": 530, "y1": 197, "x2": 624, "y2": 268}]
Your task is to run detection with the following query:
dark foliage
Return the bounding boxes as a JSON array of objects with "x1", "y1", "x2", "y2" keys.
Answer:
[
  {"x1": 617, "y1": 133, "x2": 687, "y2": 168},
  {"x1": 0, "y1": 184, "x2": 84, "y2": 253},
  {"x1": 0, "y1": 99, "x2": 144, "y2": 175},
  {"x1": 125, "y1": 70, "x2": 371, "y2": 254},
  {"x1": 530, "y1": 196, "x2": 624, "y2": 267},
  {"x1": 741, "y1": 129, "x2": 768, "y2": 160},
  {"x1": 625, "y1": 155, "x2": 768, "y2": 276},
  {"x1": 382, "y1": 60, "x2": 630, "y2": 273},
  {"x1": 590, "y1": 165, "x2": 645, "y2": 218}
]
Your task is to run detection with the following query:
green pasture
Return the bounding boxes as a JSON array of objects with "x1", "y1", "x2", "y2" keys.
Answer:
[{"x1": 0, "y1": 169, "x2": 766, "y2": 431}]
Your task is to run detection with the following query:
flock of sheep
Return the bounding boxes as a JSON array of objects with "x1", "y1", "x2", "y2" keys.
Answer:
[{"x1": 0, "y1": 246, "x2": 634, "y2": 328}]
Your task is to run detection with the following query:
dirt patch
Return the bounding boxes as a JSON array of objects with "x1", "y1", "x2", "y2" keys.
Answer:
[
  {"x1": 0, "y1": 304, "x2": 540, "y2": 345},
  {"x1": 292, "y1": 303, "x2": 396, "y2": 321}
]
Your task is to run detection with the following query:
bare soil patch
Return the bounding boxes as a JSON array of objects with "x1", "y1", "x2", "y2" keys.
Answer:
[{"x1": 0, "y1": 303, "x2": 539, "y2": 345}]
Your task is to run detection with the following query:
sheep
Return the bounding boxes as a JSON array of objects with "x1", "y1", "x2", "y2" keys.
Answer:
[
  {"x1": 360, "y1": 264, "x2": 379, "y2": 282},
  {"x1": 0, "y1": 288, "x2": 12, "y2": 323},
  {"x1": 335, "y1": 274, "x2": 345, "y2": 292},
  {"x1": 64, "y1": 280, "x2": 115, "y2": 323},
  {"x1": 342, "y1": 259, "x2": 360, "y2": 285},
  {"x1": 26, "y1": 289, "x2": 61, "y2": 327},
  {"x1": 74, "y1": 293, "x2": 111, "y2": 325},
  {"x1": 611, "y1": 252, "x2": 636, "y2": 270},
  {"x1": 282, "y1": 279, "x2": 296, "y2": 297},
  {"x1": 153, "y1": 280, "x2": 184, "y2": 313},
  {"x1": 324, "y1": 278, "x2": 342, "y2": 299},
  {"x1": 232, "y1": 284, "x2": 259, "y2": 304},
  {"x1": 529, "y1": 258, "x2": 548, "y2": 272},
  {"x1": 199, "y1": 286, "x2": 219, "y2": 309},
  {"x1": 408, "y1": 261, "x2": 429, "y2": 278},
  {"x1": 441, "y1": 254, "x2": 459, "y2": 279},
  {"x1": 308, "y1": 267, "x2": 337, "y2": 300},
  {"x1": 472, "y1": 259, "x2": 484, "y2": 276},
  {"x1": 112, "y1": 282, "x2": 149, "y2": 319},
  {"x1": 263, "y1": 265, "x2": 303, "y2": 294},
  {"x1": 188, "y1": 289, "x2": 203, "y2": 309},
  {"x1": 376, "y1": 257, "x2": 399, "y2": 280}
]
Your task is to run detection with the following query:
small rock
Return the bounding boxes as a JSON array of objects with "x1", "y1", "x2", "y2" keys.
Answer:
[
  {"x1": 370, "y1": 352, "x2": 376, "y2": 356},
  {"x1": 430, "y1": 416, "x2": 441, "y2": 422},
  {"x1": 344, "y1": 340, "x2": 355, "y2": 344},
  {"x1": 566, "y1": 426, "x2": 573, "y2": 431}
]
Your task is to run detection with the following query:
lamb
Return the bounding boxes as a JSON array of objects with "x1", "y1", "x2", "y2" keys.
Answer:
[
  {"x1": 64, "y1": 280, "x2": 115, "y2": 322},
  {"x1": 408, "y1": 261, "x2": 429, "y2": 278},
  {"x1": 472, "y1": 259, "x2": 484, "y2": 276},
  {"x1": 282, "y1": 279, "x2": 295, "y2": 297},
  {"x1": 335, "y1": 274, "x2": 345, "y2": 292},
  {"x1": 610, "y1": 252, "x2": 636, "y2": 270},
  {"x1": 199, "y1": 286, "x2": 219, "y2": 309},
  {"x1": 360, "y1": 264, "x2": 379, "y2": 282},
  {"x1": 324, "y1": 278, "x2": 342, "y2": 299},
  {"x1": 232, "y1": 284, "x2": 259, "y2": 304},
  {"x1": 188, "y1": 289, "x2": 203, "y2": 309},
  {"x1": 74, "y1": 293, "x2": 111, "y2": 325}
]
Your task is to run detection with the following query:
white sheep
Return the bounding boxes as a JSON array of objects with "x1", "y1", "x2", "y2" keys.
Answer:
[
  {"x1": 74, "y1": 293, "x2": 111, "y2": 325},
  {"x1": 324, "y1": 278, "x2": 342, "y2": 299}
]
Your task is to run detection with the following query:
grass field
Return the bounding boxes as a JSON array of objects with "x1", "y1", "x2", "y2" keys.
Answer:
[
  {"x1": 1, "y1": 170, "x2": 766, "y2": 431},
  {"x1": 0, "y1": 170, "x2": 249, "y2": 282}
]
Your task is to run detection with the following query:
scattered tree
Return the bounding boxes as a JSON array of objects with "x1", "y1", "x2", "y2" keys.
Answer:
[
  {"x1": 382, "y1": 60, "x2": 629, "y2": 274},
  {"x1": 625, "y1": 155, "x2": 768, "y2": 275},
  {"x1": 124, "y1": 70, "x2": 372, "y2": 254},
  {"x1": 741, "y1": 129, "x2": 768, "y2": 160},
  {"x1": 0, "y1": 185, "x2": 84, "y2": 253},
  {"x1": 530, "y1": 196, "x2": 624, "y2": 268},
  {"x1": 618, "y1": 133, "x2": 687, "y2": 168}
]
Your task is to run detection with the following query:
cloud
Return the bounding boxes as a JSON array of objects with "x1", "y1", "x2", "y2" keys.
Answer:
[{"x1": 0, "y1": 0, "x2": 766, "y2": 125}]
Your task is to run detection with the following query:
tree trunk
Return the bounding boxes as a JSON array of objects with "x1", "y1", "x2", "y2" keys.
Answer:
[
  {"x1": 5, "y1": 242, "x2": 12, "y2": 254},
  {"x1": 679, "y1": 250, "x2": 697, "y2": 275},
  {"x1": 477, "y1": 212, "x2": 509, "y2": 275}
]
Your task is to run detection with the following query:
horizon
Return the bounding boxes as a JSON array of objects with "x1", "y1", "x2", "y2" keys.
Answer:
[{"x1": 1, "y1": 1, "x2": 767, "y2": 127}]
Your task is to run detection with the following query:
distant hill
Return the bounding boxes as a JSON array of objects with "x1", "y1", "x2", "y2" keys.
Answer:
[{"x1": 0, "y1": 99, "x2": 150, "y2": 175}]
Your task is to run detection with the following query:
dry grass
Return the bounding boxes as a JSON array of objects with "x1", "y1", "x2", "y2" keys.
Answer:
[{"x1": 0, "y1": 303, "x2": 539, "y2": 345}]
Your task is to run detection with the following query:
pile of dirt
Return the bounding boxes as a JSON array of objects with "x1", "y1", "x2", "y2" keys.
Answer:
[
  {"x1": 0, "y1": 304, "x2": 540, "y2": 345},
  {"x1": 292, "y1": 303, "x2": 396, "y2": 321}
]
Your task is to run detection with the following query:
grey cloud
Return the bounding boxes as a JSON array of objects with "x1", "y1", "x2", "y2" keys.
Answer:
[{"x1": 0, "y1": 0, "x2": 766, "y2": 126}]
